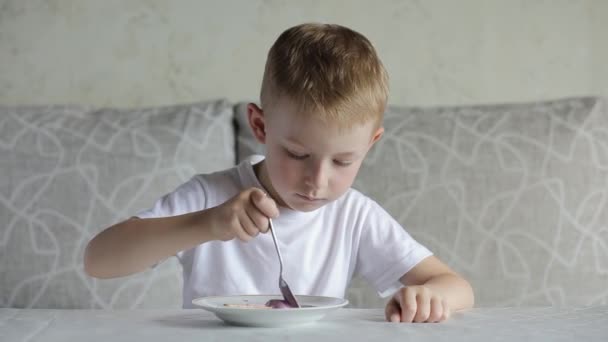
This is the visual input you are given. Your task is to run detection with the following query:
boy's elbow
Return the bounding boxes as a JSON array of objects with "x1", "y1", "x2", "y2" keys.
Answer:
[
  {"x1": 83, "y1": 242, "x2": 98, "y2": 277},
  {"x1": 83, "y1": 241, "x2": 109, "y2": 279},
  {"x1": 463, "y1": 278, "x2": 475, "y2": 309}
]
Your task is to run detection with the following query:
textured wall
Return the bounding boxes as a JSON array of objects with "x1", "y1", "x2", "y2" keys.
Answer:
[{"x1": 0, "y1": 0, "x2": 606, "y2": 107}]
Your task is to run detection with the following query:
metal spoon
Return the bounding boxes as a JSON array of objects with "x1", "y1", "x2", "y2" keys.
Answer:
[{"x1": 268, "y1": 218, "x2": 301, "y2": 308}]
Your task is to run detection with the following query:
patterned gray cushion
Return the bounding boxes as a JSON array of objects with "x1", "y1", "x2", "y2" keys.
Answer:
[
  {"x1": 0, "y1": 100, "x2": 235, "y2": 309},
  {"x1": 235, "y1": 97, "x2": 608, "y2": 307}
]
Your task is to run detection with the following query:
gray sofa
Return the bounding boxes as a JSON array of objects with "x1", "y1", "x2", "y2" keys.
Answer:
[{"x1": 2, "y1": 97, "x2": 607, "y2": 309}]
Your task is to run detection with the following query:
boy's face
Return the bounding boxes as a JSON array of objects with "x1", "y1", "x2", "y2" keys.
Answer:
[{"x1": 247, "y1": 99, "x2": 383, "y2": 212}]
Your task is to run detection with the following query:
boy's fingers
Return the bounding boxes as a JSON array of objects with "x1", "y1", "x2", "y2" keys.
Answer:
[
  {"x1": 400, "y1": 288, "x2": 418, "y2": 323},
  {"x1": 428, "y1": 297, "x2": 443, "y2": 322},
  {"x1": 246, "y1": 197, "x2": 268, "y2": 233},
  {"x1": 414, "y1": 291, "x2": 431, "y2": 323},
  {"x1": 249, "y1": 188, "x2": 279, "y2": 221},
  {"x1": 385, "y1": 299, "x2": 401, "y2": 323},
  {"x1": 249, "y1": 188, "x2": 267, "y2": 204},
  {"x1": 441, "y1": 299, "x2": 451, "y2": 321},
  {"x1": 247, "y1": 209, "x2": 269, "y2": 234},
  {"x1": 234, "y1": 217, "x2": 253, "y2": 242},
  {"x1": 390, "y1": 313, "x2": 400, "y2": 323},
  {"x1": 240, "y1": 210, "x2": 261, "y2": 237}
]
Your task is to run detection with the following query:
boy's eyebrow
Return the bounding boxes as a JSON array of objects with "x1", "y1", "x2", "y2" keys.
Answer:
[
  {"x1": 284, "y1": 139, "x2": 359, "y2": 158},
  {"x1": 334, "y1": 151, "x2": 357, "y2": 158},
  {"x1": 283, "y1": 138, "x2": 306, "y2": 149}
]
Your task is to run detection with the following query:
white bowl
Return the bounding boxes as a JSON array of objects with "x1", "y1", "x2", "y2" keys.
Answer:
[{"x1": 192, "y1": 295, "x2": 349, "y2": 327}]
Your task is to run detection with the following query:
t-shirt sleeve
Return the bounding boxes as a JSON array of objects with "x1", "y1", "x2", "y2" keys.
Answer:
[
  {"x1": 135, "y1": 176, "x2": 208, "y2": 219},
  {"x1": 134, "y1": 176, "x2": 209, "y2": 263},
  {"x1": 356, "y1": 200, "x2": 433, "y2": 298}
]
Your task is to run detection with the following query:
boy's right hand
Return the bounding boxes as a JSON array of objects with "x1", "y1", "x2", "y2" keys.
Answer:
[{"x1": 210, "y1": 187, "x2": 279, "y2": 242}]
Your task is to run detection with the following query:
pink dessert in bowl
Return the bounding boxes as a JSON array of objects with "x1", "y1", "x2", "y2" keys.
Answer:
[
  {"x1": 223, "y1": 299, "x2": 298, "y2": 309},
  {"x1": 265, "y1": 299, "x2": 295, "y2": 309}
]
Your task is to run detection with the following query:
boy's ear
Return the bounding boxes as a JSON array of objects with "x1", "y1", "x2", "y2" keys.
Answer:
[
  {"x1": 247, "y1": 103, "x2": 267, "y2": 144},
  {"x1": 369, "y1": 126, "x2": 384, "y2": 146}
]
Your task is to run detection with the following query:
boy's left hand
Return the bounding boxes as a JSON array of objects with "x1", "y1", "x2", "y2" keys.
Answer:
[{"x1": 385, "y1": 285, "x2": 450, "y2": 323}]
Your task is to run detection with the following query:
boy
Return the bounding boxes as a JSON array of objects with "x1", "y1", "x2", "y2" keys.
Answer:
[{"x1": 84, "y1": 23, "x2": 474, "y2": 323}]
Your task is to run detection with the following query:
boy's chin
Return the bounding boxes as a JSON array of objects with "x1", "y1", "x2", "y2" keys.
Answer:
[
  {"x1": 285, "y1": 197, "x2": 328, "y2": 212},
  {"x1": 289, "y1": 205, "x2": 323, "y2": 212}
]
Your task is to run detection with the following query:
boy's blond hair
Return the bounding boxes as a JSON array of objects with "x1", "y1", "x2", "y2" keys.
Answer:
[{"x1": 260, "y1": 23, "x2": 389, "y2": 128}]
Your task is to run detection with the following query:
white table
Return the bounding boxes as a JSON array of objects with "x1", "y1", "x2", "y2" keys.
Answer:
[{"x1": 2, "y1": 307, "x2": 607, "y2": 341}]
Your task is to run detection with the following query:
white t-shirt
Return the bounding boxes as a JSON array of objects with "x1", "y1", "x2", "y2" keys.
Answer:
[{"x1": 136, "y1": 156, "x2": 432, "y2": 308}]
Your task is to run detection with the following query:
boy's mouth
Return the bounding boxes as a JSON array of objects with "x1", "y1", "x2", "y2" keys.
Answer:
[{"x1": 296, "y1": 193, "x2": 325, "y2": 202}]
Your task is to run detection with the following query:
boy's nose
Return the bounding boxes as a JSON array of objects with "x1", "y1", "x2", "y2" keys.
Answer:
[{"x1": 305, "y1": 160, "x2": 329, "y2": 189}]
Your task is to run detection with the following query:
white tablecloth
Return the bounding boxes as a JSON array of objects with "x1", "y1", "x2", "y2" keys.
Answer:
[{"x1": 1, "y1": 307, "x2": 607, "y2": 341}]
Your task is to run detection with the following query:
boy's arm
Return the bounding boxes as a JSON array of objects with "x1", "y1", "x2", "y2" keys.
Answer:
[
  {"x1": 84, "y1": 187, "x2": 278, "y2": 279},
  {"x1": 385, "y1": 256, "x2": 474, "y2": 323},
  {"x1": 84, "y1": 210, "x2": 217, "y2": 279},
  {"x1": 400, "y1": 255, "x2": 474, "y2": 310}
]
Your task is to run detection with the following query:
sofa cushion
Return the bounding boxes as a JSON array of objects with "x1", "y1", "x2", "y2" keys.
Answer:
[
  {"x1": 234, "y1": 97, "x2": 608, "y2": 307},
  {"x1": 0, "y1": 99, "x2": 235, "y2": 309}
]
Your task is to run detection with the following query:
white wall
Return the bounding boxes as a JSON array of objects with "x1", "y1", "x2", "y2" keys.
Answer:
[{"x1": 0, "y1": 0, "x2": 606, "y2": 107}]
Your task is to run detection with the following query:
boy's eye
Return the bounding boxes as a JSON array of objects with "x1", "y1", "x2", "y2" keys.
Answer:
[
  {"x1": 286, "y1": 149, "x2": 308, "y2": 160},
  {"x1": 334, "y1": 160, "x2": 352, "y2": 167}
]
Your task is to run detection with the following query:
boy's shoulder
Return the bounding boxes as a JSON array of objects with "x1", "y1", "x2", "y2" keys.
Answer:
[
  {"x1": 189, "y1": 164, "x2": 242, "y2": 192},
  {"x1": 189, "y1": 158, "x2": 259, "y2": 196},
  {"x1": 193, "y1": 164, "x2": 240, "y2": 183},
  {"x1": 332, "y1": 187, "x2": 385, "y2": 215},
  {"x1": 321, "y1": 188, "x2": 402, "y2": 233}
]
